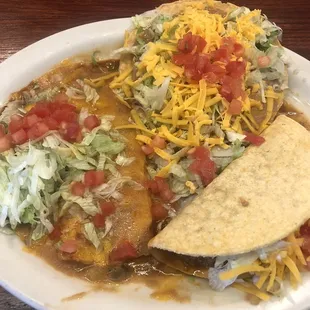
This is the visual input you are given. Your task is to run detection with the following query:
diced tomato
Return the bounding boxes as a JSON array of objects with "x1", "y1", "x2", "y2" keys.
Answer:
[
  {"x1": 23, "y1": 114, "x2": 41, "y2": 129},
  {"x1": 212, "y1": 48, "x2": 230, "y2": 63},
  {"x1": 71, "y1": 181, "x2": 86, "y2": 197},
  {"x1": 141, "y1": 144, "x2": 154, "y2": 155},
  {"x1": 59, "y1": 122, "x2": 81, "y2": 142},
  {"x1": 173, "y1": 52, "x2": 198, "y2": 66},
  {"x1": 177, "y1": 32, "x2": 206, "y2": 54},
  {"x1": 189, "y1": 146, "x2": 216, "y2": 186},
  {"x1": 145, "y1": 179, "x2": 159, "y2": 195},
  {"x1": 93, "y1": 213, "x2": 106, "y2": 228},
  {"x1": 257, "y1": 56, "x2": 271, "y2": 68},
  {"x1": 0, "y1": 136, "x2": 11, "y2": 153},
  {"x1": 226, "y1": 61, "x2": 246, "y2": 78},
  {"x1": 151, "y1": 202, "x2": 168, "y2": 221},
  {"x1": 233, "y1": 43, "x2": 245, "y2": 58},
  {"x1": 184, "y1": 64, "x2": 201, "y2": 81},
  {"x1": 220, "y1": 75, "x2": 243, "y2": 102},
  {"x1": 109, "y1": 241, "x2": 138, "y2": 263},
  {"x1": 29, "y1": 103, "x2": 51, "y2": 118},
  {"x1": 84, "y1": 115, "x2": 101, "y2": 131},
  {"x1": 58, "y1": 103, "x2": 77, "y2": 112},
  {"x1": 160, "y1": 189, "x2": 175, "y2": 203},
  {"x1": 27, "y1": 122, "x2": 49, "y2": 140},
  {"x1": 59, "y1": 240, "x2": 78, "y2": 254},
  {"x1": 100, "y1": 201, "x2": 116, "y2": 216},
  {"x1": 45, "y1": 117, "x2": 59, "y2": 130},
  {"x1": 151, "y1": 135, "x2": 166, "y2": 149},
  {"x1": 52, "y1": 110, "x2": 77, "y2": 123},
  {"x1": 8, "y1": 117, "x2": 23, "y2": 134},
  {"x1": 221, "y1": 37, "x2": 235, "y2": 54},
  {"x1": 84, "y1": 170, "x2": 105, "y2": 187},
  {"x1": 244, "y1": 131, "x2": 265, "y2": 146},
  {"x1": 49, "y1": 225, "x2": 61, "y2": 241},
  {"x1": 0, "y1": 124, "x2": 6, "y2": 138},
  {"x1": 203, "y1": 72, "x2": 219, "y2": 84},
  {"x1": 228, "y1": 99, "x2": 242, "y2": 115},
  {"x1": 154, "y1": 176, "x2": 170, "y2": 192},
  {"x1": 11, "y1": 129, "x2": 28, "y2": 145},
  {"x1": 196, "y1": 54, "x2": 211, "y2": 74}
]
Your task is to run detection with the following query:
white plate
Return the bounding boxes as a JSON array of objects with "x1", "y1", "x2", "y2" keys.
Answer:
[{"x1": 1, "y1": 17, "x2": 310, "y2": 310}]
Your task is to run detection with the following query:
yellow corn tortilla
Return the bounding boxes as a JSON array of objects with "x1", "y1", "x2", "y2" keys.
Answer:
[{"x1": 149, "y1": 115, "x2": 310, "y2": 257}]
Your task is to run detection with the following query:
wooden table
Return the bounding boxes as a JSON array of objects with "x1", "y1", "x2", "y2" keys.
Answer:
[{"x1": 0, "y1": 0, "x2": 310, "y2": 308}]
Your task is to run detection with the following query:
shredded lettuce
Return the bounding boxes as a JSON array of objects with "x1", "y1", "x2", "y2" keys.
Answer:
[
  {"x1": 116, "y1": 154, "x2": 135, "y2": 166},
  {"x1": 91, "y1": 134, "x2": 125, "y2": 154},
  {"x1": 83, "y1": 222, "x2": 101, "y2": 249},
  {"x1": 133, "y1": 77, "x2": 171, "y2": 111}
]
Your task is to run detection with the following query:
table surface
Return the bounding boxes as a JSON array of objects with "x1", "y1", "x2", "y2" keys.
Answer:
[{"x1": 1, "y1": 0, "x2": 310, "y2": 308}]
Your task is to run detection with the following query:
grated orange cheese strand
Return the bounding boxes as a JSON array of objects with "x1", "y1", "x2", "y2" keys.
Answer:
[
  {"x1": 266, "y1": 258, "x2": 277, "y2": 292},
  {"x1": 240, "y1": 114, "x2": 259, "y2": 134},
  {"x1": 198, "y1": 79, "x2": 207, "y2": 110},
  {"x1": 276, "y1": 263, "x2": 285, "y2": 280},
  {"x1": 136, "y1": 135, "x2": 152, "y2": 145},
  {"x1": 219, "y1": 264, "x2": 267, "y2": 281},
  {"x1": 287, "y1": 233, "x2": 307, "y2": 265},
  {"x1": 153, "y1": 147, "x2": 172, "y2": 161},
  {"x1": 160, "y1": 126, "x2": 192, "y2": 147},
  {"x1": 255, "y1": 271, "x2": 270, "y2": 289},
  {"x1": 282, "y1": 256, "x2": 301, "y2": 283},
  {"x1": 205, "y1": 94, "x2": 222, "y2": 108},
  {"x1": 231, "y1": 283, "x2": 271, "y2": 301}
]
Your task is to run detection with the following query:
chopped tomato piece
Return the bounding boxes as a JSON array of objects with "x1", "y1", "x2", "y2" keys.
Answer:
[
  {"x1": 93, "y1": 213, "x2": 106, "y2": 228},
  {"x1": 52, "y1": 110, "x2": 77, "y2": 123},
  {"x1": 49, "y1": 225, "x2": 61, "y2": 241},
  {"x1": 172, "y1": 52, "x2": 198, "y2": 66},
  {"x1": 0, "y1": 136, "x2": 11, "y2": 152},
  {"x1": 233, "y1": 43, "x2": 245, "y2": 58},
  {"x1": 84, "y1": 115, "x2": 101, "y2": 131},
  {"x1": 11, "y1": 129, "x2": 28, "y2": 145},
  {"x1": 145, "y1": 179, "x2": 159, "y2": 194},
  {"x1": 23, "y1": 114, "x2": 41, "y2": 129},
  {"x1": 154, "y1": 177, "x2": 170, "y2": 192},
  {"x1": 27, "y1": 122, "x2": 49, "y2": 140},
  {"x1": 160, "y1": 189, "x2": 175, "y2": 203},
  {"x1": 189, "y1": 146, "x2": 216, "y2": 186},
  {"x1": 141, "y1": 144, "x2": 154, "y2": 155},
  {"x1": 151, "y1": 202, "x2": 168, "y2": 221},
  {"x1": 212, "y1": 48, "x2": 230, "y2": 63},
  {"x1": 59, "y1": 240, "x2": 78, "y2": 254},
  {"x1": 244, "y1": 131, "x2": 265, "y2": 146},
  {"x1": 177, "y1": 32, "x2": 206, "y2": 54},
  {"x1": 0, "y1": 124, "x2": 6, "y2": 137},
  {"x1": 228, "y1": 99, "x2": 242, "y2": 115},
  {"x1": 203, "y1": 72, "x2": 219, "y2": 84},
  {"x1": 71, "y1": 182, "x2": 86, "y2": 197},
  {"x1": 84, "y1": 170, "x2": 105, "y2": 187},
  {"x1": 151, "y1": 135, "x2": 166, "y2": 149},
  {"x1": 226, "y1": 61, "x2": 246, "y2": 78},
  {"x1": 45, "y1": 117, "x2": 59, "y2": 130},
  {"x1": 8, "y1": 117, "x2": 23, "y2": 134},
  {"x1": 58, "y1": 103, "x2": 76, "y2": 112},
  {"x1": 109, "y1": 241, "x2": 138, "y2": 263},
  {"x1": 100, "y1": 201, "x2": 116, "y2": 216},
  {"x1": 29, "y1": 103, "x2": 51, "y2": 118},
  {"x1": 59, "y1": 122, "x2": 81, "y2": 142},
  {"x1": 221, "y1": 37, "x2": 235, "y2": 54},
  {"x1": 257, "y1": 56, "x2": 271, "y2": 68}
]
